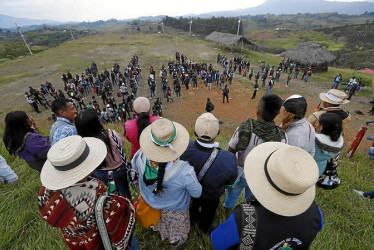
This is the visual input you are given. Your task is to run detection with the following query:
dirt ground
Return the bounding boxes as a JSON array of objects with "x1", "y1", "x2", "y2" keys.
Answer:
[
  {"x1": 0, "y1": 33, "x2": 372, "y2": 153},
  {"x1": 161, "y1": 60, "x2": 374, "y2": 152}
]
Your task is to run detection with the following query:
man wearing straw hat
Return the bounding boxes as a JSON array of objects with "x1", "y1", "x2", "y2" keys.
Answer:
[
  {"x1": 308, "y1": 89, "x2": 351, "y2": 131},
  {"x1": 211, "y1": 142, "x2": 323, "y2": 249},
  {"x1": 180, "y1": 113, "x2": 238, "y2": 233},
  {"x1": 38, "y1": 135, "x2": 136, "y2": 249}
]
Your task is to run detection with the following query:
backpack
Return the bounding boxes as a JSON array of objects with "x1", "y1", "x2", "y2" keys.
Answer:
[{"x1": 317, "y1": 153, "x2": 340, "y2": 190}]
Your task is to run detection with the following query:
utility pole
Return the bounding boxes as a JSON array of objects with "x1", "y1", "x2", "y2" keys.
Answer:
[
  {"x1": 69, "y1": 27, "x2": 75, "y2": 40},
  {"x1": 189, "y1": 20, "x2": 192, "y2": 37},
  {"x1": 237, "y1": 19, "x2": 241, "y2": 36},
  {"x1": 15, "y1": 23, "x2": 33, "y2": 56},
  {"x1": 161, "y1": 22, "x2": 164, "y2": 33}
]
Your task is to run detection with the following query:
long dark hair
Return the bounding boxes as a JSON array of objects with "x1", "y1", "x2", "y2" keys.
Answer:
[
  {"x1": 319, "y1": 113, "x2": 342, "y2": 142},
  {"x1": 3, "y1": 111, "x2": 34, "y2": 154},
  {"x1": 136, "y1": 112, "x2": 151, "y2": 140},
  {"x1": 75, "y1": 109, "x2": 115, "y2": 160}
]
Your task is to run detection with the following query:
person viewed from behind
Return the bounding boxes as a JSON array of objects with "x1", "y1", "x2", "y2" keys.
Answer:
[
  {"x1": 205, "y1": 98, "x2": 215, "y2": 113},
  {"x1": 180, "y1": 113, "x2": 238, "y2": 233},
  {"x1": 38, "y1": 136, "x2": 136, "y2": 249},
  {"x1": 222, "y1": 85, "x2": 229, "y2": 103},
  {"x1": 308, "y1": 89, "x2": 350, "y2": 132},
  {"x1": 224, "y1": 94, "x2": 288, "y2": 211},
  {"x1": 281, "y1": 95, "x2": 315, "y2": 156},
  {"x1": 314, "y1": 113, "x2": 344, "y2": 176},
  {"x1": 50, "y1": 98, "x2": 77, "y2": 145},
  {"x1": 211, "y1": 142, "x2": 323, "y2": 249},
  {"x1": 75, "y1": 109, "x2": 132, "y2": 197},
  {"x1": 125, "y1": 97, "x2": 158, "y2": 159},
  {"x1": 132, "y1": 118, "x2": 202, "y2": 248},
  {"x1": 3, "y1": 111, "x2": 51, "y2": 172}
]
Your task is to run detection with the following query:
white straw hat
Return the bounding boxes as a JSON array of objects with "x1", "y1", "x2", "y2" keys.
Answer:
[
  {"x1": 244, "y1": 142, "x2": 319, "y2": 217},
  {"x1": 139, "y1": 118, "x2": 189, "y2": 163},
  {"x1": 40, "y1": 135, "x2": 107, "y2": 190},
  {"x1": 319, "y1": 89, "x2": 349, "y2": 105}
]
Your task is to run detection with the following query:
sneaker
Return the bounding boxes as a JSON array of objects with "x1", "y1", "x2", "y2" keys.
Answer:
[
  {"x1": 354, "y1": 189, "x2": 364, "y2": 197},
  {"x1": 171, "y1": 235, "x2": 188, "y2": 249}
]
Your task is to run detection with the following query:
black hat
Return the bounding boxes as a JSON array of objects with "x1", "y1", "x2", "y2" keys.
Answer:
[{"x1": 283, "y1": 95, "x2": 307, "y2": 119}]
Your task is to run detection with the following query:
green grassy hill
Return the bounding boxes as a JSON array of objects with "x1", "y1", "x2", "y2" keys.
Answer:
[{"x1": 0, "y1": 32, "x2": 373, "y2": 249}]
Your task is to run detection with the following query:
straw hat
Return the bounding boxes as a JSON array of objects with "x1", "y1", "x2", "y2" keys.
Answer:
[
  {"x1": 139, "y1": 118, "x2": 189, "y2": 163},
  {"x1": 244, "y1": 142, "x2": 319, "y2": 217},
  {"x1": 134, "y1": 97, "x2": 150, "y2": 113},
  {"x1": 319, "y1": 89, "x2": 349, "y2": 105},
  {"x1": 40, "y1": 135, "x2": 107, "y2": 190}
]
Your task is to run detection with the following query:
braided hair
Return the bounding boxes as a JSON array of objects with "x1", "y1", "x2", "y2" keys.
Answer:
[{"x1": 153, "y1": 162, "x2": 167, "y2": 195}]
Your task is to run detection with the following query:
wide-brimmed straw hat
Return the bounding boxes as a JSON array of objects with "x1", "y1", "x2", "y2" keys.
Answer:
[
  {"x1": 244, "y1": 142, "x2": 319, "y2": 217},
  {"x1": 139, "y1": 118, "x2": 189, "y2": 163},
  {"x1": 40, "y1": 135, "x2": 107, "y2": 190},
  {"x1": 319, "y1": 89, "x2": 349, "y2": 105}
]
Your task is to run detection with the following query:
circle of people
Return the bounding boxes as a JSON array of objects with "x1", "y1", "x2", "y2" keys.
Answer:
[{"x1": 3, "y1": 52, "x2": 373, "y2": 249}]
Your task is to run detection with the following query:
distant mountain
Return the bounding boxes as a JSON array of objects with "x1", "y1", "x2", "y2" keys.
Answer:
[
  {"x1": 185, "y1": 0, "x2": 374, "y2": 17},
  {"x1": 0, "y1": 13, "x2": 62, "y2": 29}
]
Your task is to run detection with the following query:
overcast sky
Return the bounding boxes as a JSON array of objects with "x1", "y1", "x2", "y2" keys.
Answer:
[{"x1": 0, "y1": 0, "x2": 372, "y2": 22}]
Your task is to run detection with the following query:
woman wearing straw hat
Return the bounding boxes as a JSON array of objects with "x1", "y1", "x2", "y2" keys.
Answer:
[
  {"x1": 132, "y1": 118, "x2": 202, "y2": 248},
  {"x1": 211, "y1": 142, "x2": 323, "y2": 249},
  {"x1": 38, "y1": 135, "x2": 136, "y2": 249},
  {"x1": 125, "y1": 97, "x2": 159, "y2": 159}
]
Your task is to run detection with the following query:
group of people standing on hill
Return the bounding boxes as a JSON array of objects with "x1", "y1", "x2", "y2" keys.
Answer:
[
  {"x1": 3, "y1": 80, "x2": 359, "y2": 249},
  {"x1": 2, "y1": 50, "x2": 373, "y2": 250}
]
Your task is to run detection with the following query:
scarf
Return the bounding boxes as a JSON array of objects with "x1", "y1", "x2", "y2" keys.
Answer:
[{"x1": 236, "y1": 119, "x2": 286, "y2": 151}]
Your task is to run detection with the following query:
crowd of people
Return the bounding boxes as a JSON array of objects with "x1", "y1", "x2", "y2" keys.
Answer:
[{"x1": 1, "y1": 51, "x2": 373, "y2": 250}]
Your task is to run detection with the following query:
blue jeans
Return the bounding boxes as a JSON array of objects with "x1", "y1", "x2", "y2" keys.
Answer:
[
  {"x1": 224, "y1": 176, "x2": 252, "y2": 209},
  {"x1": 94, "y1": 163, "x2": 131, "y2": 197},
  {"x1": 364, "y1": 191, "x2": 374, "y2": 198},
  {"x1": 129, "y1": 236, "x2": 139, "y2": 250},
  {"x1": 0, "y1": 155, "x2": 18, "y2": 184}
]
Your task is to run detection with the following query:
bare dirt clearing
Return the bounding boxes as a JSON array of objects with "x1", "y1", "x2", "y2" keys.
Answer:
[{"x1": 0, "y1": 33, "x2": 372, "y2": 151}]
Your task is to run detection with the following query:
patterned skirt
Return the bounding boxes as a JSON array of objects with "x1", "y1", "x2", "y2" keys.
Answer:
[{"x1": 153, "y1": 209, "x2": 190, "y2": 244}]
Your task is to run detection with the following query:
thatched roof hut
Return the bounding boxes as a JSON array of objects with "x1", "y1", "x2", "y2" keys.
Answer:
[
  {"x1": 205, "y1": 31, "x2": 265, "y2": 51},
  {"x1": 279, "y1": 43, "x2": 336, "y2": 72}
]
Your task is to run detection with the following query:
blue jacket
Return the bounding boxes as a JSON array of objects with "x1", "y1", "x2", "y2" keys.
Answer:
[
  {"x1": 132, "y1": 150, "x2": 202, "y2": 212},
  {"x1": 180, "y1": 140, "x2": 238, "y2": 200}
]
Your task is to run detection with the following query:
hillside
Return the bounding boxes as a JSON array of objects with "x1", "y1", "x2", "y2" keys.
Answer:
[
  {"x1": 317, "y1": 23, "x2": 374, "y2": 69},
  {"x1": 0, "y1": 32, "x2": 373, "y2": 249}
]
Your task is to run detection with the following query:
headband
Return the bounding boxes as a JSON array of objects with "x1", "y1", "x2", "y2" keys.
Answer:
[
  {"x1": 325, "y1": 92, "x2": 345, "y2": 103},
  {"x1": 264, "y1": 150, "x2": 301, "y2": 197},
  {"x1": 53, "y1": 143, "x2": 90, "y2": 171},
  {"x1": 151, "y1": 119, "x2": 177, "y2": 153}
]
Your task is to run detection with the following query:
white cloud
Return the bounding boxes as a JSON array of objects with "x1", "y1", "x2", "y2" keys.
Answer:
[
  {"x1": 0, "y1": 0, "x2": 372, "y2": 22},
  {"x1": 0, "y1": 0, "x2": 266, "y2": 21}
]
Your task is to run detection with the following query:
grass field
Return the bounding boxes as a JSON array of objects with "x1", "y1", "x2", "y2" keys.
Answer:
[
  {"x1": 248, "y1": 30, "x2": 344, "y2": 52},
  {"x1": 0, "y1": 32, "x2": 373, "y2": 249}
]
